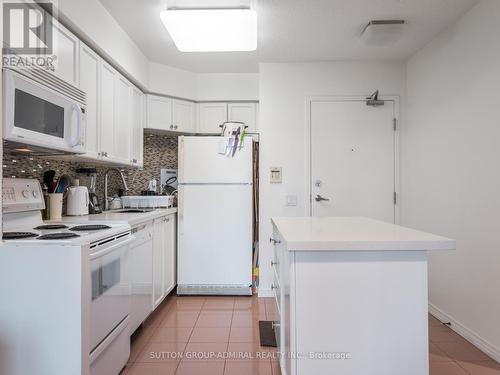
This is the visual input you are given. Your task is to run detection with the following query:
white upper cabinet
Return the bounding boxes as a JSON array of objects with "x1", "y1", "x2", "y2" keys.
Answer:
[
  {"x1": 173, "y1": 99, "x2": 195, "y2": 133},
  {"x1": 198, "y1": 103, "x2": 228, "y2": 134},
  {"x1": 99, "y1": 62, "x2": 116, "y2": 162},
  {"x1": 51, "y1": 20, "x2": 79, "y2": 86},
  {"x1": 114, "y1": 75, "x2": 132, "y2": 164},
  {"x1": 78, "y1": 43, "x2": 100, "y2": 159},
  {"x1": 228, "y1": 103, "x2": 258, "y2": 132},
  {"x1": 131, "y1": 88, "x2": 144, "y2": 167},
  {"x1": 147, "y1": 95, "x2": 173, "y2": 131}
]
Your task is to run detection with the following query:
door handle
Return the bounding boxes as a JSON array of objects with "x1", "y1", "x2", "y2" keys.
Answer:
[{"x1": 315, "y1": 194, "x2": 330, "y2": 202}]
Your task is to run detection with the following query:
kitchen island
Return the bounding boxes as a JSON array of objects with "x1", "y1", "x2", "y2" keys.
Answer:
[{"x1": 270, "y1": 216, "x2": 455, "y2": 375}]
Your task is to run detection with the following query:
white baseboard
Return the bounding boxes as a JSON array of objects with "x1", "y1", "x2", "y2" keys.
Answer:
[
  {"x1": 258, "y1": 288, "x2": 274, "y2": 298},
  {"x1": 429, "y1": 302, "x2": 500, "y2": 363}
]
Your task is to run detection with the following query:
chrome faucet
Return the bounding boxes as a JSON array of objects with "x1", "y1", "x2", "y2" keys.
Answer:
[{"x1": 104, "y1": 168, "x2": 129, "y2": 211}]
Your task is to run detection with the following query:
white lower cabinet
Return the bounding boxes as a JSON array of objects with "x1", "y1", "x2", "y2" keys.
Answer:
[
  {"x1": 153, "y1": 214, "x2": 177, "y2": 309},
  {"x1": 129, "y1": 222, "x2": 153, "y2": 334}
]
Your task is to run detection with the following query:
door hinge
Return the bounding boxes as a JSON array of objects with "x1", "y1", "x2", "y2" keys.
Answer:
[
  {"x1": 394, "y1": 192, "x2": 397, "y2": 205},
  {"x1": 393, "y1": 118, "x2": 397, "y2": 131}
]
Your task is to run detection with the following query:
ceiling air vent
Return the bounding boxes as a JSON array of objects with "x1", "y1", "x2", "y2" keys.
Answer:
[{"x1": 360, "y1": 20, "x2": 406, "y2": 46}]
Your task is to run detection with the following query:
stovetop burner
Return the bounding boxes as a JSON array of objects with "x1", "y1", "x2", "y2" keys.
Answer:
[
  {"x1": 34, "y1": 224, "x2": 68, "y2": 230},
  {"x1": 37, "y1": 233, "x2": 81, "y2": 240},
  {"x1": 3, "y1": 232, "x2": 38, "y2": 240},
  {"x1": 69, "y1": 225, "x2": 111, "y2": 231}
]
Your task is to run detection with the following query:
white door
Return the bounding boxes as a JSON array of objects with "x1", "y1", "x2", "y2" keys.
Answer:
[
  {"x1": 310, "y1": 99, "x2": 396, "y2": 223},
  {"x1": 51, "y1": 20, "x2": 79, "y2": 86},
  {"x1": 173, "y1": 99, "x2": 195, "y2": 133},
  {"x1": 228, "y1": 103, "x2": 257, "y2": 132},
  {"x1": 147, "y1": 95, "x2": 173, "y2": 131},
  {"x1": 178, "y1": 184, "x2": 253, "y2": 286},
  {"x1": 152, "y1": 217, "x2": 165, "y2": 308},
  {"x1": 99, "y1": 62, "x2": 116, "y2": 160},
  {"x1": 198, "y1": 103, "x2": 228, "y2": 134},
  {"x1": 130, "y1": 88, "x2": 144, "y2": 166},
  {"x1": 163, "y1": 215, "x2": 177, "y2": 295},
  {"x1": 79, "y1": 43, "x2": 100, "y2": 159},
  {"x1": 114, "y1": 75, "x2": 131, "y2": 164}
]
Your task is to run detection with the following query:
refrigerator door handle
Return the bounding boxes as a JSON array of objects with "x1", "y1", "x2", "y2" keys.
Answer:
[{"x1": 178, "y1": 185, "x2": 184, "y2": 235}]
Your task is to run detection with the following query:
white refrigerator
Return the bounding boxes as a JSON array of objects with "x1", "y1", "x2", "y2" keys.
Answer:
[{"x1": 177, "y1": 136, "x2": 253, "y2": 295}]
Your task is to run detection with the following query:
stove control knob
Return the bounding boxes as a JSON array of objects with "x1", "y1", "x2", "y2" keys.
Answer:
[
  {"x1": 32, "y1": 190, "x2": 38, "y2": 198},
  {"x1": 22, "y1": 190, "x2": 30, "y2": 198}
]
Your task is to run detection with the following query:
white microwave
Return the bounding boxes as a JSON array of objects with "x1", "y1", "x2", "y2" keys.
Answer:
[{"x1": 3, "y1": 68, "x2": 86, "y2": 154}]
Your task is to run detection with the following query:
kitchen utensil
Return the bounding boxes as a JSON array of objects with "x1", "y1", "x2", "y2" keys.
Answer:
[
  {"x1": 66, "y1": 186, "x2": 90, "y2": 216},
  {"x1": 108, "y1": 195, "x2": 122, "y2": 210},
  {"x1": 55, "y1": 174, "x2": 71, "y2": 194},
  {"x1": 88, "y1": 192, "x2": 102, "y2": 214},
  {"x1": 43, "y1": 170, "x2": 56, "y2": 193}
]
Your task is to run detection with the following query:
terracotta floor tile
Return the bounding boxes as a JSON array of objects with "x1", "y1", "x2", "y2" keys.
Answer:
[
  {"x1": 430, "y1": 326, "x2": 464, "y2": 343},
  {"x1": 195, "y1": 311, "x2": 233, "y2": 326},
  {"x1": 457, "y1": 360, "x2": 500, "y2": 375},
  {"x1": 135, "y1": 342, "x2": 187, "y2": 363},
  {"x1": 129, "y1": 326, "x2": 157, "y2": 363},
  {"x1": 227, "y1": 342, "x2": 279, "y2": 362},
  {"x1": 429, "y1": 343, "x2": 453, "y2": 362},
  {"x1": 271, "y1": 360, "x2": 281, "y2": 375},
  {"x1": 176, "y1": 296, "x2": 207, "y2": 303},
  {"x1": 190, "y1": 327, "x2": 231, "y2": 343},
  {"x1": 125, "y1": 362, "x2": 178, "y2": 375},
  {"x1": 436, "y1": 341, "x2": 492, "y2": 361},
  {"x1": 229, "y1": 327, "x2": 261, "y2": 343},
  {"x1": 232, "y1": 312, "x2": 260, "y2": 328},
  {"x1": 430, "y1": 362, "x2": 469, "y2": 375},
  {"x1": 175, "y1": 361, "x2": 225, "y2": 375},
  {"x1": 429, "y1": 314, "x2": 444, "y2": 327},
  {"x1": 183, "y1": 342, "x2": 229, "y2": 361},
  {"x1": 160, "y1": 312, "x2": 200, "y2": 327},
  {"x1": 150, "y1": 327, "x2": 194, "y2": 343},
  {"x1": 203, "y1": 301, "x2": 235, "y2": 311},
  {"x1": 224, "y1": 360, "x2": 273, "y2": 375}
]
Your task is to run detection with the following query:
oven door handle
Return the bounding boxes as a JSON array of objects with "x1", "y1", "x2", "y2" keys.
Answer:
[
  {"x1": 90, "y1": 236, "x2": 135, "y2": 260},
  {"x1": 70, "y1": 103, "x2": 82, "y2": 147}
]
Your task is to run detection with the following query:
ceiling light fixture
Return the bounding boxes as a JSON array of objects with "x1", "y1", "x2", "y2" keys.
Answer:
[{"x1": 160, "y1": 8, "x2": 257, "y2": 52}]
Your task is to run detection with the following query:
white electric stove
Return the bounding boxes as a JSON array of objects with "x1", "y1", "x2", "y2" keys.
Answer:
[{"x1": 1, "y1": 178, "x2": 133, "y2": 375}]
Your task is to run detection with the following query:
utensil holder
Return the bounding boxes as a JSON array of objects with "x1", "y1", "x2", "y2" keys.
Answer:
[{"x1": 47, "y1": 193, "x2": 63, "y2": 220}]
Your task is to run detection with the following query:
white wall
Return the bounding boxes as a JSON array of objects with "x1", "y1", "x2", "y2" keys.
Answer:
[
  {"x1": 148, "y1": 63, "x2": 259, "y2": 101},
  {"x1": 56, "y1": 0, "x2": 149, "y2": 89},
  {"x1": 148, "y1": 62, "x2": 197, "y2": 100},
  {"x1": 258, "y1": 62, "x2": 406, "y2": 296},
  {"x1": 404, "y1": 0, "x2": 500, "y2": 360}
]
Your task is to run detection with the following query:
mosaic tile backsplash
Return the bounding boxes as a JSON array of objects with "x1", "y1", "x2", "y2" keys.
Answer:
[{"x1": 3, "y1": 133, "x2": 178, "y2": 209}]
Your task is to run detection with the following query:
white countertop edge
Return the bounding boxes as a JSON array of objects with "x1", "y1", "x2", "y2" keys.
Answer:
[
  {"x1": 56, "y1": 207, "x2": 178, "y2": 227},
  {"x1": 283, "y1": 239, "x2": 456, "y2": 252},
  {"x1": 271, "y1": 216, "x2": 456, "y2": 252}
]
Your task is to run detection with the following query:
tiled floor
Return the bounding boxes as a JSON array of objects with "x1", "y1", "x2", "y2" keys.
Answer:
[{"x1": 122, "y1": 295, "x2": 499, "y2": 375}]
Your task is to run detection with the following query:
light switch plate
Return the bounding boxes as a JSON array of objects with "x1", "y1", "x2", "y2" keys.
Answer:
[
  {"x1": 270, "y1": 167, "x2": 282, "y2": 184},
  {"x1": 286, "y1": 195, "x2": 298, "y2": 206}
]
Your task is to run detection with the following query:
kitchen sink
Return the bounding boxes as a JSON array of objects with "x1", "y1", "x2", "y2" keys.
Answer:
[{"x1": 114, "y1": 209, "x2": 155, "y2": 213}]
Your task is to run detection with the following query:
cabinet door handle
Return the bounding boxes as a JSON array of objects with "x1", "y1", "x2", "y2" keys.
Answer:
[
  {"x1": 270, "y1": 237, "x2": 281, "y2": 245},
  {"x1": 271, "y1": 284, "x2": 276, "y2": 290},
  {"x1": 271, "y1": 261, "x2": 278, "y2": 266},
  {"x1": 174, "y1": 125, "x2": 178, "y2": 130},
  {"x1": 170, "y1": 124, "x2": 174, "y2": 129}
]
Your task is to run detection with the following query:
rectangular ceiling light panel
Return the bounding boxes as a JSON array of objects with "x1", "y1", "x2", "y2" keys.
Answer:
[{"x1": 160, "y1": 9, "x2": 257, "y2": 52}]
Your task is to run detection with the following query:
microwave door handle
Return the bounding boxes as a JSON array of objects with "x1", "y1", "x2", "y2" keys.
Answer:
[{"x1": 70, "y1": 104, "x2": 82, "y2": 147}]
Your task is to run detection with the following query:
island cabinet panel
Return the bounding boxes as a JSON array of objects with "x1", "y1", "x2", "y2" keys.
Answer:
[{"x1": 270, "y1": 216, "x2": 455, "y2": 375}]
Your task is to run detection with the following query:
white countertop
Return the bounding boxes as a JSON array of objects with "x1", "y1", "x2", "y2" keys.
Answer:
[
  {"x1": 55, "y1": 207, "x2": 177, "y2": 227},
  {"x1": 271, "y1": 216, "x2": 455, "y2": 252}
]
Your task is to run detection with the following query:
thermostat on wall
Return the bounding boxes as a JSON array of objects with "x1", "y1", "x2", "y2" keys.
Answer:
[{"x1": 270, "y1": 167, "x2": 282, "y2": 184}]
